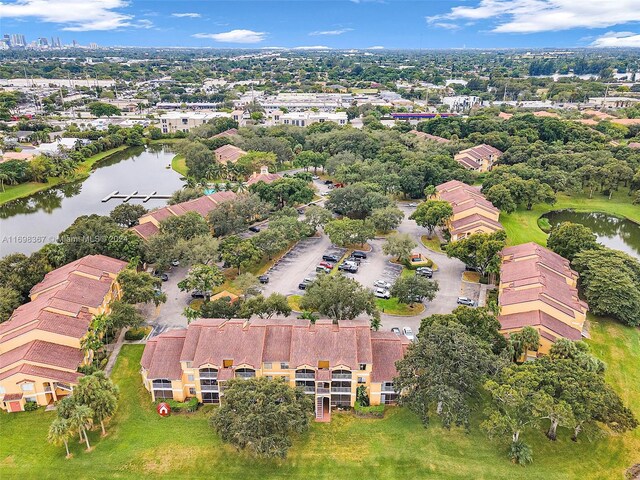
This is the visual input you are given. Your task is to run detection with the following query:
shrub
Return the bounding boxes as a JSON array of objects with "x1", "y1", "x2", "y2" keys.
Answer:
[
  {"x1": 161, "y1": 397, "x2": 199, "y2": 414},
  {"x1": 509, "y1": 440, "x2": 533, "y2": 465},
  {"x1": 537, "y1": 217, "x2": 552, "y2": 233},
  {"x1": 354, "y1": 401, "x2": 385, "y2": 418},
  {"x1": 125, "y1": 327, "x2": 150, "y2": 341},
  {"x1": 24, "y1": 401, "x2": 39, "y2": 412},
  {"x1": 402, "y1": 258, "x2": 434, "y2": 270},
  {"x1": 77, "y1": 364, "x2": 98, "y2": 375}
]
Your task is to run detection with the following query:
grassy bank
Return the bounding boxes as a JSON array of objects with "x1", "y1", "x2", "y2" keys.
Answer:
[
  {"x1": 376, "y1": 297, "x2": 425, "y2": 316},
  {"x1": 2, "y1": 336, "x2": 638, "y2": 479},
  {"x1": 500, "y1": 189, "x2": 640, "y2": 247},
  {"x1": 0, "y1": 146, "x2": 129, "y2": 206},
  {"x1": 171, "y1": 154, "x2": 188, "y2": 176}
]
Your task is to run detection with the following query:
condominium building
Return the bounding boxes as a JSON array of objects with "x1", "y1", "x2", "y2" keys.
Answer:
[
  {"x1": 454, "y1": 144, "x2": 503, "y2": 172},
  {"x1": 0, "y1": 255, "x2": 127, "y2": 412},
  {"x1": 159, "y1": 111, "x2": 231, "y2": 134},
  {"x1": 498, "y1": 243, "x2": 588, "y2": 356},
  {"x1": 131, "y1": 191, "x2": 237, "y2": 240},
  {"x1": 435, "y1": 180, "x2": 503, "y2": 241},
  {"x1": 276, "y1": 111, "x2": 348, "y2": 127},
  {"x1": 141, "y1": 318, "x2": 408, "y2": 422}
]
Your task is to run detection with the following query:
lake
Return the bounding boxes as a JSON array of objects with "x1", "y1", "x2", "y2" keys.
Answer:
[
  {"x1": 543, "y1": 210, "x2": 640, "y2": 260},
  {"x1": 0, "y1": 144, "x2": 183, "y2": 256}
]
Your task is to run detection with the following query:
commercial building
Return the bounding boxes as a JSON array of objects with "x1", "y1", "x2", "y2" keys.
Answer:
[
  {"x1": 159, "y1": 111, "x2": 231, "y2": 134},
  {"x1": 141, "y1": 318, "x2": 408, "y2": 421},
  {"x1": 276, "y1": 111, "x2": 348, "y2": 127},
  {"x1": 454, "y1": 144, "x2": 503, "y2": 172},
  {"x1": 498, "y1": 243, "x2": 588, "y2": 357},
  {"x1": 435, "y1": 180, "x2": 503, "y2": 241},
  {"x1": 131, "y1": 191, "x2": 237, "y2": 240},
  {"x1": 0, "y1": 255, "x2": 127, "y2": 412}
]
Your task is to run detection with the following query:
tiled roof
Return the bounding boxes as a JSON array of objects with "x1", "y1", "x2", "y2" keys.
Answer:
[
  {"x1": 215, "y1": 144, "x2": 246, "y2": 163},
  {"x1": 0, "y1": 363, "x2": 82, "y2": 384},
  {"x1": 499, "y1": 310, "x2": 582, "y2": 340},
  {"x1": 454, "y1": 144, "x2": 502, "y2": 170},
  {"x1": 143, "y1": 319, "x2": 404, "y2": 383},
  {"x1": 450, "y1": 213, "x2": 503, "y2": 233},
  {"x1": 2, "y1": 392, "x2": 23, "y2": 401},
  {"x1": 409, "y1": 130, "x2": 451, "y2": 143},
  {"x1": 0, "y1": 340, "x2": 84, "y2": 371},
  {"x1": 436, "y1": 180, "x2": 502, "y2": 237},
  {"x1": 498, "y1": 243, "x2": 587, "y2": 343},
  {"x1": 213, "y1": 128, "x2": 239, "y2": 138},
  {"x1": 370, "y1": 332, "x2": 409, "y2": 382},
  {"x1": 246, "y1": 172, "x2": 282, "y2": 186},
  {"x1": 131, "y1": 221, "x2": 160, "y2": 239}
]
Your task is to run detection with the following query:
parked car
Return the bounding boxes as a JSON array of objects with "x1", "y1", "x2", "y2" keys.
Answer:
[
  {"x1": 171, "y1": 259, "x2": 180, "y2": 267},
  {"x1": 374, "y1": 288, "x2": 390, "y2": 299},
  {"x1": 416, "y1": 267, "x2": 433, "y2": 278},
  {"x1": 248, "y1": 226, "x2": 261, "y2": 233},
  {"x1": 297, "y1": 208, "x2": 305, "y2": 214},
  {"x1": 345, "y1": 256, "x2": 361, "y2": 264},
  {"x1": 324, "y1": 180, "x2": 333, "y2": 185},
  {"x1": 316, "y1": 265, "x2": 331, "y2": 274},
  {"x1": 312, "y1": 175, "x2": 320, "y2": 180},
  {"x1": 338, "y1": 262, "x2": 358, "y2": 273},
  {"x1": 457, "y1": 297, "x2": 476, "y2": 307},
  {"x1": 191, "y1": 290, "x2": 211, "y2": 298},
  {"x1": 298, "y1": 283, "x2": 308, "y2": 290},
  {"x1": 352, "y1": 251, "x2": 368, "y2": 259},
  {"x1": 391, "y1": 327, "x2": 401, "y2": 335},
  {"x1": 408, "y1": 203, "x2": 417, "y2": 207},
  {"x1": 159, "y1": 273, "x2": 169, "y2": 282},
  {"x1": 320, "y1": 192, "x2": 329, "y2": 196},
  {"x1": 258, "y1": 275, "x2": 269, "y2": 284},
  {"x1": 322, "y1": 254, "x2": 339, "y2": 262},
  {"x1": 319, "y1": 261, "x2": 334, "y2": 269},
  {"x1": 403, "y1": 327, "x2": 415, "y2": 341},
  {"x1": 374, "y1": 280, "x2": 392, "y2": 289},
  {"x1": 327, "y1": 184, "x2": 335, "y2": 190}
]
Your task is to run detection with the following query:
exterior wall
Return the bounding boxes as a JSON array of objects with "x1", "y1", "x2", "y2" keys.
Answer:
[
  {"x1": 141, "y1": 362, "x2": 394, "y2": 409},
  {"x1": 0, "y1": 374, "x2": 73, "y2": 410},
  {"x1": 0, "y1": 329, "x2": 80, "y2": 353},
  {"x1": 450, "y1": 223, "x2": 501, "y2": 242}
]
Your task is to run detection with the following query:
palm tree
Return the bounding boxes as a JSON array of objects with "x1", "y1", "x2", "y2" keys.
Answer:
[
  {"x1": 0, "y1": 173, "x2": 9, "y2": 192},
  {"x1": 48, "y1": 418, "x2": 72, "y2": 458},
  {"x1": 69, "y1": 404, "x2": 94, "y2": 450}
]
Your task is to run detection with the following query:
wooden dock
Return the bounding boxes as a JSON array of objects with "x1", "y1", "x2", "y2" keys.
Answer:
[{"x1": 101, "y1": 190, "x2": 172, "y2": 203}]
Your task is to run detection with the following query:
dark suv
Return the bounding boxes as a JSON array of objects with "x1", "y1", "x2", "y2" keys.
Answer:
[
  {"x1": 351, "y1": 251, "x2": 368, "y2": 259},
  {"x1": 322, "y1": 254, "x2": 339, "y2": 262}
]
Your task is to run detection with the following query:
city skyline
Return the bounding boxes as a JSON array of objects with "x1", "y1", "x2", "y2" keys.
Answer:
[{"x1": 0, "y1": 0, "x2": 639, "y2": 50}]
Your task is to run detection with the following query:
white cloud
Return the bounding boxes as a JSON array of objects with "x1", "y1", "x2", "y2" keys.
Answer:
[
  {"x1": 0, "y1": 0, "x2": 145, "y2": 31},
  {"x1": 293, "y1": 45, "x2": 331, "y2": 50},
  {"x1": 591, "y1": 31, "x2": 640, "y2": 48},
  {"x1": 428, "y1": 0, "x2": 640, "y2": 33},
  {"x1": 366, "y1": 45, "x2": 385, "y2": 49},
  {"x1": 192, "y1": 29, "x2": 267, "y2": 44},
  {"x1": 172, "y1": 13, "x2": 201, "y2": 18},
  {"x1": 309, "y1": 28, "x2": 353, "y2": 36}
]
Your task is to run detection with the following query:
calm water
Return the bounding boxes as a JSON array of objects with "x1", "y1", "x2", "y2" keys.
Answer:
[
  {"x1": 0, "y1": 144, "x2": 183, "y2": 256},
  {"x1": 543, "y1": 210, "x2": 640, "y2": 260}
]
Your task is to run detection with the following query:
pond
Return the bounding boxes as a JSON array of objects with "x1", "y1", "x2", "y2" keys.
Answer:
[
  {"x1": 0, "y1": 144, "x2": 183, "y2": 256},
  {"x1": 543, "y1": 210, "x2": 640, "y2": 260}
]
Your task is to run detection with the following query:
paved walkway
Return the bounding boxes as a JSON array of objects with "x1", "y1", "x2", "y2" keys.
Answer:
[{"x1": 104, "y1": 328, "x2": 127, "y2": 377}]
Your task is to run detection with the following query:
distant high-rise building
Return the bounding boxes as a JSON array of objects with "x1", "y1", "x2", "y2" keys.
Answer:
[
  {"x1": 89, "y1": 42, "x2": 98, "y2": 50},
  {"x1": 72, "y1": 39, "x2": 78, "y2": 47},
  {"x1": 37, "y1": 37, "x2": 48, "y2": 47},
  {"x1": 10, "y1": 34, "x2": 26, "y2": 47},
  {"x1": 2, "y1": 34, "x2": 10, "y2": 46}
]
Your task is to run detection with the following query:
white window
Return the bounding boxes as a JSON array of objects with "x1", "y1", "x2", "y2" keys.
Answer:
[
  {"x1": 187, "y1": 375, "x2": 194, "y2": 382},
  {"x1": 20, "y1": 383, "x2": 34, "y2": 392},
  {"x1": 0, "y1": 386, "x2": 5, "y2": 394},
  {"x1": 189, "y1": 387, "x2": 196, "y2": 395},
  {"x1": 263, "y1": 362, "x2": 272, "y2": 369},
  {"x1": 280, "y1": 362, "x2": 289, "y2": 369}
]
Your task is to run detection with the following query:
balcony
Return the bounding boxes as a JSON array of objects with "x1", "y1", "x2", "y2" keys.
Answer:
[
  {"x1": 236, "y1": 372, "x2": 256, "y2": 379},
  {"x1": 201, "y1": 385, "x2": 219, "y2": 392},
  {"x1": 199, "y1": 372, "x2": 218, "y2": 379},
  {"x1": 331, "y1": 386, "x2": 352, "y2": 393},
  {"x1": 331, "y1": 373, "x2": 352, "y2": 380},
  {"x1": 295, "y1": 373, "x2": 315, "y2": 380},
  {"x1": 316, "y1": 387, "x2": 330, "y2": 395},
  {"x1": 301, "y1": 385, "x2": 315, "y2": 394}
]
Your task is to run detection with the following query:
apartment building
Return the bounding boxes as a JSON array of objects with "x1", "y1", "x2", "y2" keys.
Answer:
[
  {"x1": 141, "y1": 318, "x2": 408, "y2": 422},
  {"x1": 0, "y1": 255, "x2": 127, "y2": 412},
  {"x1": 435, "y1": 180, "x2": 503, "y2": 241},
  {"x1": 454, "y1": 144, "x2": 503, "y2": 172},
  {"x1": 159, "y1": 111, "x2": 231, "y2": 134},
  {"x1": 498, "y1": 243, "x2": 588, "y2": 356},
  {"x1": 275, "y1": 111, "x2": 348, "y2": 127},
  {"x1": 131, "y1": 190, "x2": 237, "y2": 240}
]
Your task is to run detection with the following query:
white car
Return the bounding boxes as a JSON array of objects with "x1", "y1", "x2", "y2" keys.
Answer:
[
  {"x1": 403, "y1": 327, "x2": 415, "y2": 341},
  {"x1": 408, "y1": 203, "x2": 417, "y2": 207},
  {"x1": 374, "y1": 288, "x2": 391, "y2": 299},
  {"x1": 320, "y1": 191, "x2": 329, "y2": 196},
  {"x1": 374, "y1": 280, "x2": 392, "y2": 289},
  {"x1": 312, "y1": 175, "x2": 320, "y2": 180}
]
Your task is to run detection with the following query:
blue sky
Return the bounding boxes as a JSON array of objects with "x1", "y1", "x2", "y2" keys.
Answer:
[{"x1": 1, "y1": 0, "x2": 640, "y2": 49}]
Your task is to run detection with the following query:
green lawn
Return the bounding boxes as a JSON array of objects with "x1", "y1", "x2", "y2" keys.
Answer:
[
  {"x1": 287, "y1": 294, "x2": 304, "y2": 312},
  {"x1": 501, "y1": 189, "x2": 640, "y2": 247},
  {"x1": 171, "y1": 154, "x2": 188, "y2": 176},
  {"x1": 2, "y1": 337, "x2": 638, "y2": 479},
  {"x1": 421, "y1": 234, "x2": 445, "y2": 253},
  {"x1": 375, "y1": 297, "x2": 425, "y2": 316},
  {"x1": 0, "y1": 146, "x2": 129, "y2": 206}
]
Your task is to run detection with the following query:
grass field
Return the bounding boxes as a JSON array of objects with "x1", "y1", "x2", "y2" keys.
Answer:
[
  {"x1": 501, "y1": 189, "x2": 640, "y2": 247},
  {"x1": 421, "y1": 235, "x2": 445, "y2": 253},
  {"x1": 171, "y1": 154, "x2": 188, "y2": 176},
  {"x1": 0, "y1": 146, "x2": 129, "y2": 206},
  {"x1": 2, "y1": 332, "x2": 638, "y2": 479},
  {"x1": 287, "y1": 294, "x2": 304, "y2": 312},
  {"x1": 376, "y1": 297, "x2": 425, "y2": 316}
]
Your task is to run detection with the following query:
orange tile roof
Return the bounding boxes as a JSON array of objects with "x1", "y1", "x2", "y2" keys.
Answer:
[
  {"x1": 142, "y1": 319, "x2": 405, "y2": 382},
  {"x1": 0, "y1": 340, "x2": 84, "y2": 371},
  {"x1": 0, "y1": 363, "x2": 82, "y2": 384},
  {"x1": 454, "y1": 144, "x2": 502, "y2": 170},
  {"x1": 499, "y1": 310, "x2": 582, "y2": 340},
  {"x1": 215, "y1": 144, "x2": 246, "y2": 163}
]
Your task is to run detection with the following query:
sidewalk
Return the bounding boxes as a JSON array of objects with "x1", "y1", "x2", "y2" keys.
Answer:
[{"x1": 104, "y1": 328, "x2": 127, "y2": 377}]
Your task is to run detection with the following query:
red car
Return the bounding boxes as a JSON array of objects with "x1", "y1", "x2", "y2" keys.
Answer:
[{"x1": 319, "y1": 261, "x2": 334, "y2": 269}]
